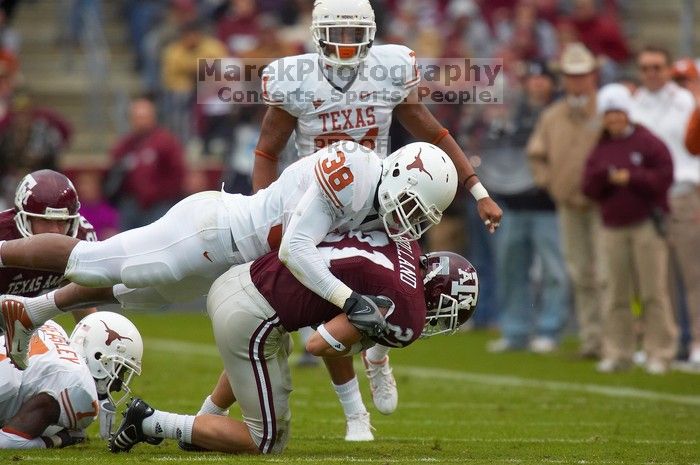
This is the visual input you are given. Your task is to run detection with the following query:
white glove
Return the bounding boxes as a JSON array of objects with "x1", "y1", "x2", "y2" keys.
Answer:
[{"x1": 98, "y1": 399, "x2": 116, "y2": 440}]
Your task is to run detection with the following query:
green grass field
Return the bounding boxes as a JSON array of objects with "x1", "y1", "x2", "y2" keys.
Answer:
[{"x1": 2, "y1": 311, "x2": 699, "y2": 465}]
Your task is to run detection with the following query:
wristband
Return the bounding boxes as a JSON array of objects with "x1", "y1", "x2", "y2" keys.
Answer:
[
  {"x1": 470, "y1": 182, "x2": 489, "y2": 201},
  {"x1": 317, "y1": 324, "x2": 346, "y2": 352},
  {"x1": 430, "y1": 128, "x2": 449, "y2": 145},
  {"x1": 254, "y1": 149, "x2": 277, "y2": 161}
]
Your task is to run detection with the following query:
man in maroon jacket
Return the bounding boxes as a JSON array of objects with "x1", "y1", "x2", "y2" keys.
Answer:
[
  {"x1": 108, "y1": 231, "x2": 478, "y2": 455},
  {"x1": 107, "y1": 96, "x2": 186, "y2": 230},
  {"x1": 582, "y1": 83, "x2": 677, "y2": 374}
]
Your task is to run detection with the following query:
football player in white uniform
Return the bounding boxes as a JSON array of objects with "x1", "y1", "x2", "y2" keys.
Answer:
[
  {"x1": 0, "y1": 141, "x2": 457, "y2": 373},
  {"x1": 0, "y1": 312, "x2": 142, "y2": 449},
  {"x1": 250, "y1": 0, "x2": 503, "y2": 440}
]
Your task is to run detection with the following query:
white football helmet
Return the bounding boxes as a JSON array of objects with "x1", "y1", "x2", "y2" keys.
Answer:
[
  {"x1": 311, "y1": 0, "x2": 376, "y2": 67},
  {"x1": 69, "y1": 312, "x2": 143, "y2": 406},
  {"x1": 378, "y1": 142, "x2": 458, "y2": 241}
]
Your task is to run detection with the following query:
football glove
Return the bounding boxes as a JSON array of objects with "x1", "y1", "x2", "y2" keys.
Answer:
[{"x1": 342, "y1": 292, "x2": 390, "y2": 338}]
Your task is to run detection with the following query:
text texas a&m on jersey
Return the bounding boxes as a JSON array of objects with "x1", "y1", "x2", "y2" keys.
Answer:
[{"x1": 0, "y1": 210, "x2": 97, "y2": 296}]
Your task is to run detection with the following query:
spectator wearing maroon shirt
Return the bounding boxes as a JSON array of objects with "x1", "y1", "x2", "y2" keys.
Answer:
[
  {"x1": 582, "y1": 83, "x2": 677, "y2": 374},
  {"x1": 106, "y1": 96, "x2": 185, "y2": 231},
  {"x1": 570, "y1": 0, "x2": 629, "y2": 63}
]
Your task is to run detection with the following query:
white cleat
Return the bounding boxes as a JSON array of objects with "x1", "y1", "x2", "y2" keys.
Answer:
[
  {"x1": 362, "y1": 353, "x2": 398, "y2": 415},
  {"x1": 529, "y1": 337, "x2": 558, "y2": 354},
  {"x1": 0, "y1": 296, "x2": 35, "y2": 370},
  {"x1": 344, "y1": 412, "x2": 374, "y2": 442}
]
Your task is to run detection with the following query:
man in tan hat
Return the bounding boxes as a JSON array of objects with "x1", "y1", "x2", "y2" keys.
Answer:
[{"x1": 527, "y1": 42, "x2": 605, "y2": 358}]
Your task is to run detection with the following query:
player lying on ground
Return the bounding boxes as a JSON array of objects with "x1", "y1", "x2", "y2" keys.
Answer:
[
  {"x1": 0, "y1": 312, "x2": 142, "y2": 448},
  {"x1": 252, "y1": 0, "x2": 502, "y2": 439},
  {"x1": 0, "y1": 170, "x2": 98, "y2": 323},
  {"x1": 0, "y1": 141, "x2": 457, "y2": 372},
  {"x1": 108, "y1": 230, "x2": 478, "y2": 454}
]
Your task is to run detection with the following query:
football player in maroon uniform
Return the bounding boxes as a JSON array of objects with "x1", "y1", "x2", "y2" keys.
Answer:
[
  {"x1": 0, "y1": 170, "x2": 97, "y2": 322},
  {"x1": 108, "y1": 230, "x2": 478, "y2": 455}
]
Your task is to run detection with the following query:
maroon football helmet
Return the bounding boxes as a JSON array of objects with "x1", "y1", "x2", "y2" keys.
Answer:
[
  {"x1": 421, "y1": 251, "x2": 479, "y2": 337},
  {"x1": 13, "y1": 169, "x2": 81, "y2": 238}
]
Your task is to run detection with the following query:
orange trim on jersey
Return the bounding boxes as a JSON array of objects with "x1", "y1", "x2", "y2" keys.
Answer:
[
  {"x1": 255, "y1": 149, "x2": 278, "y2": 161},
  {"x1": 1, "y1": 427, "x2": 33, "y2": 439},
  {"x1": 431, "y1": 128, "x2": 450, "y2": 145},
  {"x1": 314, "y1": 161, "x2": 342, "y2": 209},
  {"x1": 0, "y1": 353, "x2": 6, "y2": 362},
  {"x1": 75, "y1": 400, "x2": 99, "y2": 422},
  {"x1": 29, "y1": 335, "x2": 50, "y2": 358},
  {"x1": 262, "y1": 75, "x2": 283, "y2": 105}
]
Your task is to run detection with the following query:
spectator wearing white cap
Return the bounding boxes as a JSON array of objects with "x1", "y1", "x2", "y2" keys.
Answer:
[
  {"x1": 631, "y1": 46, "x2": 700, "y2": 365},
  {"x1": 583, "y1": 83, "x2": 677, "y2": 374},
  {"x1": 527, "y1": 42, "x2": 605, "y2": 359}
]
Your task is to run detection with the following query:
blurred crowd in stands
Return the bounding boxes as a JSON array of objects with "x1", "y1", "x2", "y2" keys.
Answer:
[{"x1": 0, "y1": 0, "x2": 699, "y2": 372}]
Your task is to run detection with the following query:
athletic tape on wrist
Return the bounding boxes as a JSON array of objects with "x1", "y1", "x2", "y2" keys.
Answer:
[
  {"x1": 470, "y1": 182, "x2": 489, "y2": 201},
  {"x1": 0, "y1": 240, "x2": 5, "y2": 266},
  {"x1": 317, "y1": 324, "x2": 346, "y2": 352}
]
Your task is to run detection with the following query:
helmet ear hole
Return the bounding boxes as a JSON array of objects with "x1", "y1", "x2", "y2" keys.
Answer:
[
  {"x1": 392, "y1": 169, "x2": 400, "y2": 177},
  {"x1": 94, "y1": 352, "x2": 102, "y2": 360}
]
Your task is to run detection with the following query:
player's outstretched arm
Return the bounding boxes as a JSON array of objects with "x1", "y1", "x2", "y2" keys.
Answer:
[
  {"x1": 252, "y1": 106, "x2": 297, "y2": 192},
  {"x1": 395, "y1": 90, "x2": 503, "y2": 232}
]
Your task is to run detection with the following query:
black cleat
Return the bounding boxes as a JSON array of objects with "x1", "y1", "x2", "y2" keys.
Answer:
[
  {"x1": 178, "y1": 440, "x2": 208, "y2": 452},
  {"x1": 109, "y1": 398, "x2": 156, "y2": 453}
]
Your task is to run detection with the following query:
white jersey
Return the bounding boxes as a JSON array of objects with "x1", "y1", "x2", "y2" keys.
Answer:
[
  {"x1": 0, "y1": 320, "x2": 98, "y2": 432},
  {"x1": 225, "y1": 140, "x2": 383, "y2": 262},
  {"x1": 262, "y1": 44, "x2": 420, "y2": 158}
]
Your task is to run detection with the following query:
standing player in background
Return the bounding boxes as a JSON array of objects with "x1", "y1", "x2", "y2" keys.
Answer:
[
  {"x1": 250, "y1": 0, "x2": 502, "y2": 440},
  {"x1": 0, "y1": 312, "x2": 143, "y2": 448},
  {"x1": 0, "y1": 169, "x2": 97, "y2": 323}
]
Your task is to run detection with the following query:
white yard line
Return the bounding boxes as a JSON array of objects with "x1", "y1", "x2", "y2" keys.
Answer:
[{"x1": 145, "y1": 338, "x2": 700, "y2": 407}]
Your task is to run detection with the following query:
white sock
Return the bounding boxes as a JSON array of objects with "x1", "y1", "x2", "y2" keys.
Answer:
[
  {"x1": 365, "y1": 345, "x2": 390, "y2": 363},
  {"x1": 142, "y1": 410, "x2": 195, "y2": 443},
  {"x1": 197, "y1": 395, "x2": 229, "y2": 416},
  {"x1": 333, "y1": 376, "x2": 367, "y2": 417},
  {"x1": 0, "y1": 240, "x2": 5, "y2": 267},
  {"x1": 26, "y1": 291, "x2": 61, "y2": 327}
]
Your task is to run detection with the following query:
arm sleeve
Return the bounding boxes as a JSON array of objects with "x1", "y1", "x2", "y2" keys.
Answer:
[
  {"x1": 261, "y1": 59, "x2": 303, "y2": 117},
  {"x1": 582, "y1": 149, "x2": 612, "y2": 201},
  {"x1": 278, "y1": 183, "x2": 353, "y2": 308},
  {"x1": 628, "y1": 138, "x2": 674, "y2": 198},
  {"x1": 0, "y1": 429, "x2": 47, "y2": 449},
  {"x1": 526, "y1": 115, "x2": 551, "y2": 189}
]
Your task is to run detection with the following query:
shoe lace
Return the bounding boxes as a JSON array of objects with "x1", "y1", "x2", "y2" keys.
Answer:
[
  {"x1": 346, "y1": 412, "x2": 375, "y2": 432},
  {"x1": 365, "y1": 362, "x2": 395, "y2": 397}
]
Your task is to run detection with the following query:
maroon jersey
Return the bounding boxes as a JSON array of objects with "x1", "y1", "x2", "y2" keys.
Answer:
[
  {"x1": 250, "y1": 230, "x2": 425, "y2": 347},
  {"x1": 0, "y1": 209, "x2": 97, "y2": 296}
]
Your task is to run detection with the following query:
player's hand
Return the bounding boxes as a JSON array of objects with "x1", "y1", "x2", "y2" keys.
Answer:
[
  {"x1": 342, "y1": 292, "x2": 389, "y2": 338},
  {"x1": 99, "y1": 399, "x2": 116, "y2": 440},
  {"x1": 43, "y1": 429, "x2": 86, "y2": 448},
  {"x1": 477, "y1": 197, "x2": 503, "y2": 233}
]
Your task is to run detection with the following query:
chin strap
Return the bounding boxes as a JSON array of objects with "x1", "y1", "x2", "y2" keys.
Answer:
[{"x1": 423, "y1": 261, "x2": 444, "y2": 285}]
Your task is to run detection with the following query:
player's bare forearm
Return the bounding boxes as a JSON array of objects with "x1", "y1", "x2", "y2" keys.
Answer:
[
  {"x1": 306, "y1": 313, "x2": 362, "y2": 357},
  {"x1": 252, "y1": 106, "x2": 297, "y2": 192},
  {"x1": 71, "y1": 307, "x2": 96, "y2": 323},
  {"x1": 54, "y1": 284, "x2": 117, "y2": 311},
  {"x1": 395, "y1": 93, "x2": 476, "y2": 187},
  {"x1": 0, "y1": 234, "x2": 78, "y2": 272}
]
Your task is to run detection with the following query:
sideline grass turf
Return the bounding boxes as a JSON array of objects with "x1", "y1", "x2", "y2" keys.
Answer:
[{"x1": 2, "y1": 311, "x2": 698, "y2": 464}]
